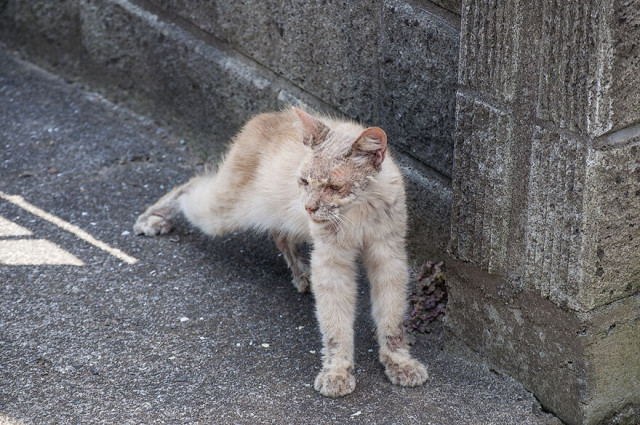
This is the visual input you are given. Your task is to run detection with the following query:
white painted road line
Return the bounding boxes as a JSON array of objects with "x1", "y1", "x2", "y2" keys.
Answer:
[
  {"x1": 0, "y1": 191, "x2": 138, "y2": 265},
  {"x1": 0, "y1": 239, "x2": 85, "y2": 266},
  {"x1": 0, "y1": 215, "x2": 34, "y2": 237}
]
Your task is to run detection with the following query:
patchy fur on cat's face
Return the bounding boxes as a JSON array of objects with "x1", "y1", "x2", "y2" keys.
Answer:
[
  {"x1": 293, "y1": 108, "x2": 387, "y2": 224},
  {"x1": 297, "y1": 154, "x2": 363, "y2": 223}
]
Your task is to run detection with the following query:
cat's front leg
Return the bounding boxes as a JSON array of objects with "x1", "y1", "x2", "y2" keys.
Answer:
[
  {"x1": 311, "y1": 241, "x2": 359, "y2": 397},
  {"x1": 363, "y1": 237, "x2": 429, "y2": 388}
]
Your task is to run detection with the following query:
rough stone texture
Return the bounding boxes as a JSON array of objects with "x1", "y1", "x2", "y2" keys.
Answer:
[
  {"x1": 523, "y1": 127, "x2": 590, "y2": 310},
  {"x1": 457, "y1": 0, "x2": 640, "y2": 136},
  {"x1": 449, "y1": 0, "x2": 640, "y2": 423},
  {"x1": 580, "y1": 137, "x2": 640, "y2": 310},
  {"x1": 610, "y1": 0, "x2": 640, "y2": 135},
  {"x1": 535, "y1": 0, "x2": 640, "y2": 136},
  {"x1": 457, "y1": 0, "x2": 522, "y2": 104},
  {"x1": 521, "y1": 124, "x2": 640, "y2": 313},
  {"x1": 445, "y1": 261, "x2": 640, "y2": 425},
  {"x1": 401, "y1": 158, "x2": 452, "y2": 261},
  {"x1": 380, "y1": 0, "x2": 459, "y2": 177},
  {"x1": 452, "y1": 0, "x2": 640, "y2": 312},
  {"x1": 149, "y1": 0, "x2": 382, "y2": 123},
  {"x1": 536, "y1": 0, "x2": 608, "y2": 135},
  {"x1": 0, "y1": 0, "x2": 459, "y2": 261},
  {"x1": 449, "y1": 93, "x2": 514, "y2": 275}
]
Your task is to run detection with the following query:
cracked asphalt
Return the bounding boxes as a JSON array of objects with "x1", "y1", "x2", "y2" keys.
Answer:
[{"x1": 0, "y1": 46, "x2": 557, "y2": 425}]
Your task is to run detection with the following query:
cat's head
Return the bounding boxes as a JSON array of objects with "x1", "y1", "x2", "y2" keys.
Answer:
[{"x1": 294, "y1": 108, "x2": 387, "y2": 224}]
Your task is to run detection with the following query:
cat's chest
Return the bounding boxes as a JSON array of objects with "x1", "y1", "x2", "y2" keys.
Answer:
[{"x1": 309, "y1": 200, "x2": 395, "y2": 248}]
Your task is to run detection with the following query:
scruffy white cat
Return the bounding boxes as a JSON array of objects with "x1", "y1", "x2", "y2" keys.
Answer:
[{"x1": 133, "y1": 107, "x2": 428, "y2": 397}]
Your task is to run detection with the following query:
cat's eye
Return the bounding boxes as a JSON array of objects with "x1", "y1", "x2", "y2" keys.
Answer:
[
  {"x1": 298, "y1": 177, "x2": 309, "y2": 186},
  {"x1": 328, "y1": 184, "x2": 342, "y2": 192}
]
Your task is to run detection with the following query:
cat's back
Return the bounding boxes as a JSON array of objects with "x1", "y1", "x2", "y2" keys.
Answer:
[
  {"x1": 218, "y1": 108, "x2": 306, "y2": 191},
  {"x1": 233, "y1": 108, "x2": 303, "y2": 153},
  {"x1": 234, "y1": 108, "x2": 366, "y2": 153}
]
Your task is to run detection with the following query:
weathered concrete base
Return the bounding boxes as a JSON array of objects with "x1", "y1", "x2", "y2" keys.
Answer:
[{"x1": 445, "y1": 259, "x2": 640, "y2": 425}]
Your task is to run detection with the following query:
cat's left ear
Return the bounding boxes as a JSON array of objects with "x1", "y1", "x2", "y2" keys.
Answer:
[
  {"x1": 293, "y1": 107, "x2": 330, "y2": 148},
  {"x1": 350, "y1": 127, "x2": 387, "y2": 169}
]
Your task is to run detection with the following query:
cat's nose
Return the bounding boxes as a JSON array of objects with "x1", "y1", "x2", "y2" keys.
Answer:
[{"x1": 305, "y1": 205, "x2": 318, "y2": 215}]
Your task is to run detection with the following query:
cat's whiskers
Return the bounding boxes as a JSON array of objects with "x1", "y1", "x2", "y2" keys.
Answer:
[
  {"x1": 328, "y1": 214, "x2": 348, "y2": 244},
  {"x1": 326, "y1": 213, "x2": 343, "y2": 234},
  {"x1": 337, "y1": 211, "x2": 353, "y2": 228},
  {"x1": 329, "y1": 211, "x2": 353, "y2": 237}
]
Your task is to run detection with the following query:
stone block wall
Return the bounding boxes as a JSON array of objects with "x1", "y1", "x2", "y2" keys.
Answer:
[
  {"x1": 447, "y1": 0, "x2": 640, "y2": 424},
  {"x1": 0, "y1": 0, "x2": 460, "y2": 260}
]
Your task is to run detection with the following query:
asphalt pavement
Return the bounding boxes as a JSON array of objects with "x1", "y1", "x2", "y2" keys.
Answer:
[{"x1": 0, "y1": 46, "x2": 559, "y2": 425}]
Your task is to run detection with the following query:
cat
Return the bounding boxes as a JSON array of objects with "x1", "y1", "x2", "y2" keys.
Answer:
[{"x1": 133, "y1": 107, "x2": 428, "y2": 397}]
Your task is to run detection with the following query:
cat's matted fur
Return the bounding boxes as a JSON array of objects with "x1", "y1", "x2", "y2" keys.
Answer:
[{"x1": 133, "y1": 107, "x2": 428, "y2": 397}]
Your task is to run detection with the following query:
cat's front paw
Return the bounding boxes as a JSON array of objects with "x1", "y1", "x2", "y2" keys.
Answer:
[
  {"x1": 382, "y1": 356, "x2": 428, "y2": 387},
  {"x1": 314, "y1": 368, "x2": 356, "y2": 397},
  {"x1": 133, "y1": 214, "x2": 173, "y2": 236}
]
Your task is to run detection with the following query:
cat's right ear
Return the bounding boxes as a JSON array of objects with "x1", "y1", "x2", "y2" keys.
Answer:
[
  {"x1": 350, "y1": 127, "x2": 387, "y2": 170},
  {"x1": 293, "y1": 107, "x2": 329, "y2": 148}
]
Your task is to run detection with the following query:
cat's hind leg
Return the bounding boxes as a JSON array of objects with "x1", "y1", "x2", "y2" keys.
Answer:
[
  {"x1": 133, "y1": 182, "x2": 191, "y2": 236},
  {"x1": 135, "y1": 174, "x2": 241, "y2": 238},
  {"x1": 273, "y1": 231, "x2": 311, "y2": 293}
]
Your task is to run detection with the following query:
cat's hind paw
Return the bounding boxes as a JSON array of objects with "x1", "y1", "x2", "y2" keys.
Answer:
[
  {"x1": 293, "y1": 273, "x2": 311, "y2": 293},
  {"x1": 382, "y1": 356, "x2": 428, "y2": 387},
  {"x1": 314, "y1": 368, "x2": 356, "y2": 397},
  {"x1": 133, "y1": 214, "x2": 173, "y2": 236}
]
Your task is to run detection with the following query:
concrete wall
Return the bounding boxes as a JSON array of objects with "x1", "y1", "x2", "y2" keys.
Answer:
[
  {"x1": 447, "y1": 0, "x2": 640, "y2": 424},
  {"x1": 0, "y1": 0, "x2": 460, "y2": 261}
]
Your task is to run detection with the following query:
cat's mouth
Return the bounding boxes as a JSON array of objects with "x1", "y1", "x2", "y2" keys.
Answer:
[
  {"x1": 308, "y1": 212, "x2": 336, "y2": 224},
  {"x1": 310, "y1": 216, "x2": 329, "y2": 223}
]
